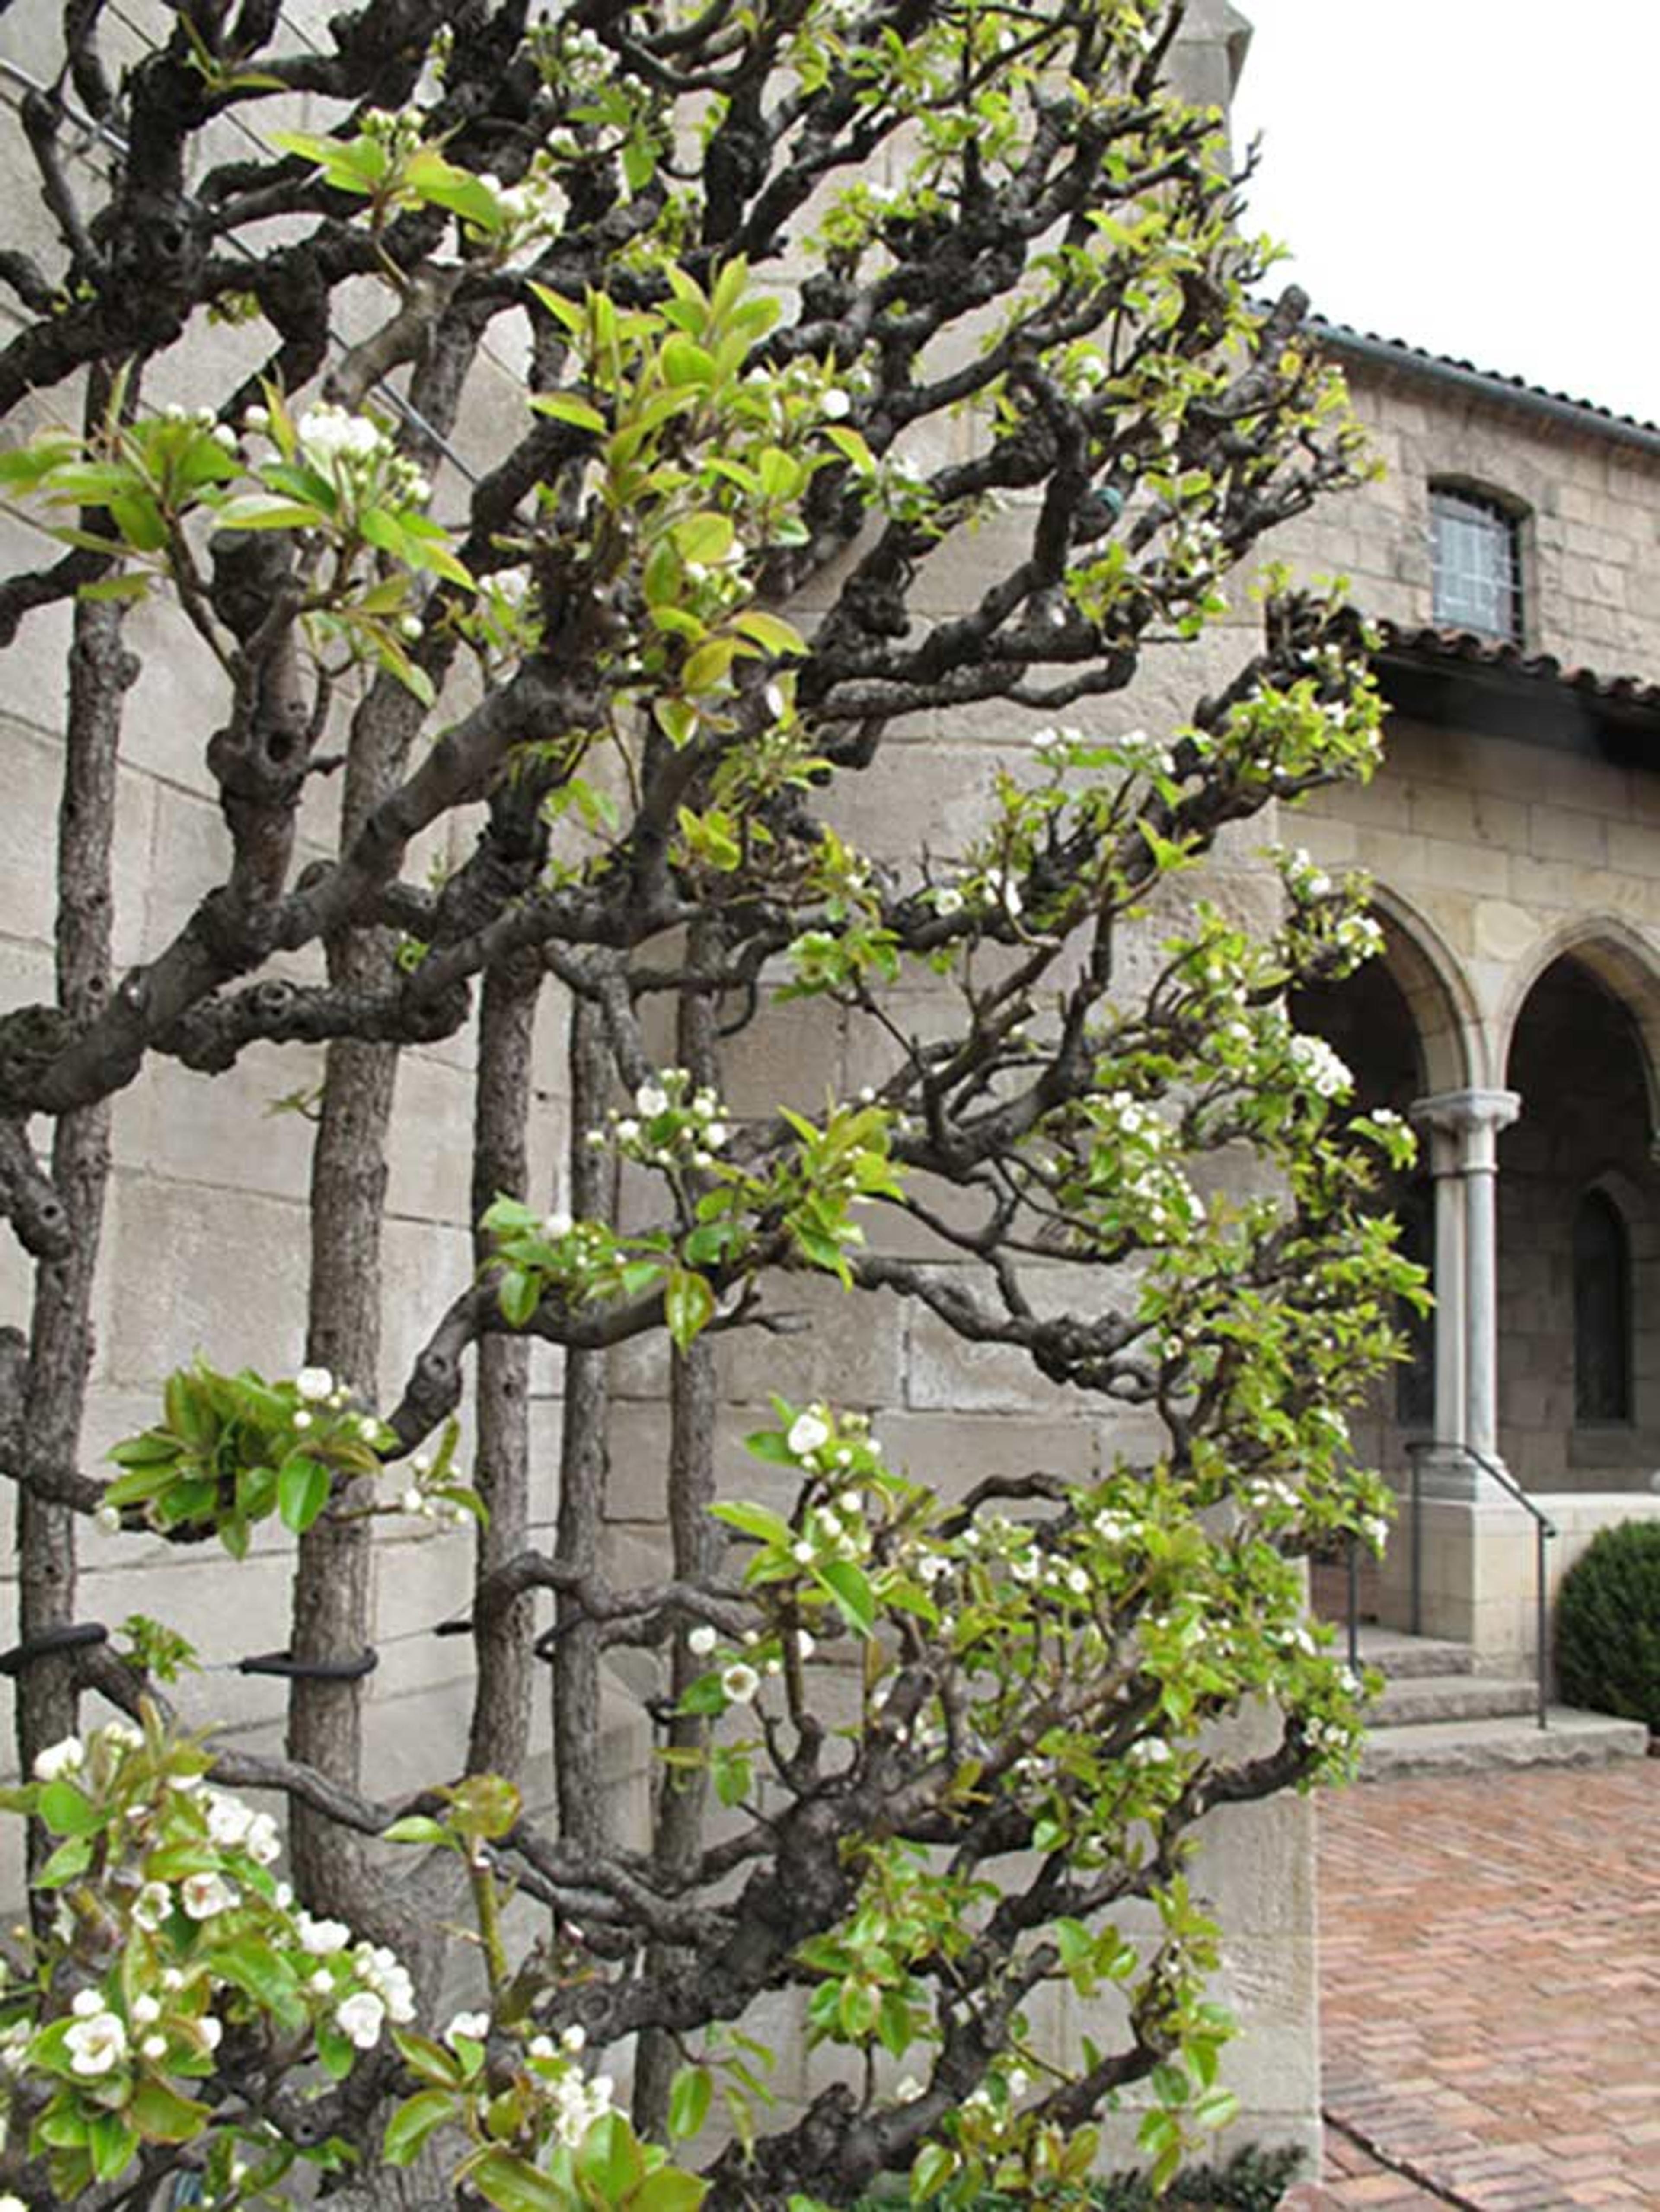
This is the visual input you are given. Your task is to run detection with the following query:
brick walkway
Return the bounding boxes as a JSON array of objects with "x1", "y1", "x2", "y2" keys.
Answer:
[{"x1": 1313, "y1": 1762, "x2": 1660, "y2": 2208}]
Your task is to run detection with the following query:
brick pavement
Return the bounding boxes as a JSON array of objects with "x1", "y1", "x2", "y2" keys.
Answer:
[{"x1": 1312, "y1": 1762, "x2": 1660, "y2": 2209}]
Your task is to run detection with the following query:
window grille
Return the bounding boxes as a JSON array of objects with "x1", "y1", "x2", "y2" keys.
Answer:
[{"x1": 1431, "y1": 487, "x2": 1522, "y2": 641}]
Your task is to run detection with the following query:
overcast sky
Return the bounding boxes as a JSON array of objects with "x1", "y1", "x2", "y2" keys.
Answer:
[{"x1": 1229, "y1": 1, "x2": 1659, "y2": 425}]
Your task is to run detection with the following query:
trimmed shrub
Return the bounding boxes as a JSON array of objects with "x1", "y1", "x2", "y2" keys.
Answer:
[
  {"x1": 1555, "y1": 1519, "x2": 1660, "y2": 1729},
  {"x1": 857, "y1": 2141, "x2": 1306, "y2": 2212}
]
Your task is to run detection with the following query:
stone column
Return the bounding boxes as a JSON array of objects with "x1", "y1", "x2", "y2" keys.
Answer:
[
  {"x1": 1409, "y1": 1089, "x2": 1521, "y2": 1491},
  {"x1": 1421, "y1": 1116, "x2": 1468, "y2": 1448}
]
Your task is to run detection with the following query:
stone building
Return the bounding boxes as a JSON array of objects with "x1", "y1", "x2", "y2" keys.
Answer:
[{"x1": 1282, "y1": 322, "x2": 1660, "y2": 1663}]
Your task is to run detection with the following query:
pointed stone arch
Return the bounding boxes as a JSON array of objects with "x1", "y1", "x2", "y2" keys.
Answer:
[
  {"x1": 1366, "y1": 886, "x2": 1484, "y2": 1096},
  {"x1": 1497, "y1": 916, "x2": 1660, "y2": 1132}
]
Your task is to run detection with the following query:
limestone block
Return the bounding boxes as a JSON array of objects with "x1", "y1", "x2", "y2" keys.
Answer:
[
  {"x1": 385, "y1": 1048, "x2": 480, "y2": 1227},
  {"x1": 115, "y1": 1043, "x2": 323, "y2": 1207},
  {"x1": 117, "y1": 593, "x2": 238, "y2": 792},
  {"x1": 1473, "y1": 898, "x2": 1543, "y2": 963},
  {"x1": 0, "y1": 719, "x2": 158, "y2": 970},
  {"x1": 870, "y1": 1408, "x2": 1100, "y2": 1504},
  {"x1": 904, "y1": 1300, "x2": 1077, "y2": 1416},
  {"x1": 719, "y1": 994, "x2": 846, "y2": 1119},
  {"x1": 103, "y1": 1171, "x2": 313, "y2": 1386},
  {"x1": 1527, "y1": 804, "x2": 1608, "y2": 867},
  {"x1": 380, "y1": 1217, "x2": 475, "y2": 1413},
  {"x1": 1419, "y1": 837, "x2": 1509, "y2": 898}
]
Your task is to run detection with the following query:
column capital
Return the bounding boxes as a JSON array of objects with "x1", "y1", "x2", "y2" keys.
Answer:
[
  {"x1": 1409, "y1": 1087, "x2": 1521, "y2": 1136},
  {"x1": 1411, "y1": 1089, "x2": 1520, "y2": 1174}
]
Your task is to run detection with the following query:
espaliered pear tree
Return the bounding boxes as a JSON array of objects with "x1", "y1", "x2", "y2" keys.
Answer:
[{"x1": 0, "y1": 3, "x2": 1415, "y2": 2207}]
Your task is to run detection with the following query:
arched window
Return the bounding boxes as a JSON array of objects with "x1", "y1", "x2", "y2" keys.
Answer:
[
  {"x1": 1574, "y1": 1189, "x2": 1631, "y2": 1422},
  {"x1": 1431, "y1": 485, "x2": 1523, "y2": 642}
]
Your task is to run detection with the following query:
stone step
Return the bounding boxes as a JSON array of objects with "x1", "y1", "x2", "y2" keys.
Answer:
[
  {"x1": 1345, "y1": 1626, "x2": 1475, "y2": 1680},
  {"x1": 1359, "y1": 1706, "x2": 1650, "y2": 1780},
  {"x1": 1370, "y1": 1671, "x2": 1539, "y2": 1726}
]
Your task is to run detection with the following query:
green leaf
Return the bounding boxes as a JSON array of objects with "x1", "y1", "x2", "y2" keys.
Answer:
[
  {"x1": 667, "y1": 2064, "x2": 712, "y2": 2141},
  {"x1": 468, "y1": 2148, "x2": 568, "y2": 2212},
  {"x1": 817, "y1": 1558, "x2": 876, "y2": 1638},
  {"x1": 709, "y1": 1500, "x2": 793, "y2": 1548},
  {"x1": 129, "y1": 2079, "x2": 211, "y2": 2144},
  {"x1": 633, "y1": 2173, "x2": 708, "y2": 2212},
  {"x1": 530, "y1": 393, "x2": 607, "y2": 433},
  {"x1": 672, "y1": 511, "x2": 735, "y2": 566},
  {"x1": 681, "y1": 637, "x2": 737, "y2": 694},
  {"x1": 78, "y1": 572, "x2": 151, "y2": 603},
  {"x1": 86, "y1": 2111, "x2": 137, "y2": 2183},
  {"x1": 37, "y1": 1780, "x2": 102, "y2": 1836},
  {"x1": 497, "y1": 1267, "x2": 540, "y2": 1327},
  {"x1": 731, "y1": 608, "x2": 806, "y2": 656},
  {"x1": 664, "y1": 1267, "x2": 715, "y2": 1353},
  {"x1": 527, "y1": 284, "x2": 587, "y2": 336},
  {"x1": 277, "y1": 1453, "x2": 331, "y2": 1535},
  {"x1": 404, "y1": 151, "x2": 502, "y2": 230},
  {"x1": 212, "y1": 493, "x2": 321, "y2": 531},
  {"x1": 35, "y1": 1840, "x2": 91, "y2": 1893},
  {"x1": 209, "y1": 1935, "x2": 300, "y2": 2017},
  {"x1": 575, "y1": 2111, "x2": 646, "y2": 2204},
  {"x1": 385, "y1": 2087, "x2": 457, "y2": 2166},
  {"x1": 911, "y1": 2142, "x2": 955, "y2": 2201},
  {"x1": 381, "y1": 1814, "x2": 452, "y2": 1848}
]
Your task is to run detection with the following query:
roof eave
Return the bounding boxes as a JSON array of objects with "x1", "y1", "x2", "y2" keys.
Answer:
[{"x1": 1314, "y1": 322, "x2": 1660, "y2": 462}]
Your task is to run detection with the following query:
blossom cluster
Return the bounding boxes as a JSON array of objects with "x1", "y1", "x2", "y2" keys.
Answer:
[
  {"x1": 0, "y1": 1717, "x2": 414, "y2": 2198},
  {"x1": 591, "y1": 1069, "x2": 731, "y2": 1173},
  {"x1": 1062, "y1": 1089, "x2": 1207, "y2": 1240},
  {"x1": 1286, "y1": 1030, "x2": 1354, "y2": 1102}
]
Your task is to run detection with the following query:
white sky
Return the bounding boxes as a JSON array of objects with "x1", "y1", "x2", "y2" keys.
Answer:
[{"x1": 1230, "y1": 1, "x2": 1660, "y2": 425}]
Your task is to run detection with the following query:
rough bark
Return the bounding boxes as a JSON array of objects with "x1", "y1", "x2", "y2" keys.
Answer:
[
  {"x1": 14, "y1": 368, "x2": 133, "y2": 1888},
  {"x1": 552, "y1": 994, "x2": 612, "y2": 1857},
  {"x1": 467, "y1": 953, "x2": 542, "y2": 1777}
]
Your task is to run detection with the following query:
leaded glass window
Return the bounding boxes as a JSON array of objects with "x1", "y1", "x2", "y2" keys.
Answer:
[{"x1": 1431, "y1": 487, "x2": 1522, "y2": 641}]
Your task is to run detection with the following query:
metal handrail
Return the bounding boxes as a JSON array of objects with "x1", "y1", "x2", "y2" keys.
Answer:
[{"x1": 1400, "y1": 1439, "x2": 1555, "y2": 1731}]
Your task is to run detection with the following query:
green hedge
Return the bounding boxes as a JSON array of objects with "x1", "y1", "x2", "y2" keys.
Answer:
[
  {"x1": 1556, "y1": 1519, "x2": 1660, "y2": 1730},
  {"x1": 856, "y1": 2141, "x2": 1305, "y2": 2212}
]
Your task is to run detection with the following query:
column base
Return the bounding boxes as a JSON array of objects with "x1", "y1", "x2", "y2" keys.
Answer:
[{"x1": 1405, "y1": 1444, "x2": 1517, "y2": 1504}]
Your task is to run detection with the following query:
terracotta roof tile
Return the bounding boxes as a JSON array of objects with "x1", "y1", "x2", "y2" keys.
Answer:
[{"x1": 1377, "y1": 621, "x2": 1660, "y2": 717}]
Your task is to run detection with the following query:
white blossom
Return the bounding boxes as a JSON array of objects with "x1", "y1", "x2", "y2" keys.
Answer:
[
  {"x1": 205, "y1": 1791, "x2": 252, "y2": 1849},
  {"x1": 1288, "y1": 1032, "x2": 1353, "y2": 1101},
  {"x1": 181, "y1": 1871, "x2": 239, "y2": 1921},
  {"x1": 65, "y1": 2009, "x2": 128, "y2": 2077},
  {"x1": 720, "y1": 1662, "x2": 760, "y2": 1705},
  {"x1": 295, "y1": 1366, "x2": 334, "y2": 1403},
  {"x1": 245, "y1": 1812, "x2": 282, "y2": 1866},
  {"x1": 132, "y1": 1881, "x2": 171, "y2": 1932},
  {"x1": 33, "y1": 1735, "x2": 84, "y2": 1782},
  {"x1": 786, "y1": 1409, "x2": 831, "y2": 1458},
  {"x1": 686, "y1": 1624, "x2": 718, "y2": 1657},
  {"x1": 445, "y1": 2010, "x2": 490, "y2": 2046},
  {"x1": 335, "y1": 1990, "x2": 386, "y2": 2050},
  {"x1": 297, "y1": 1910, "x2": 350, "y2": 1956}
]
